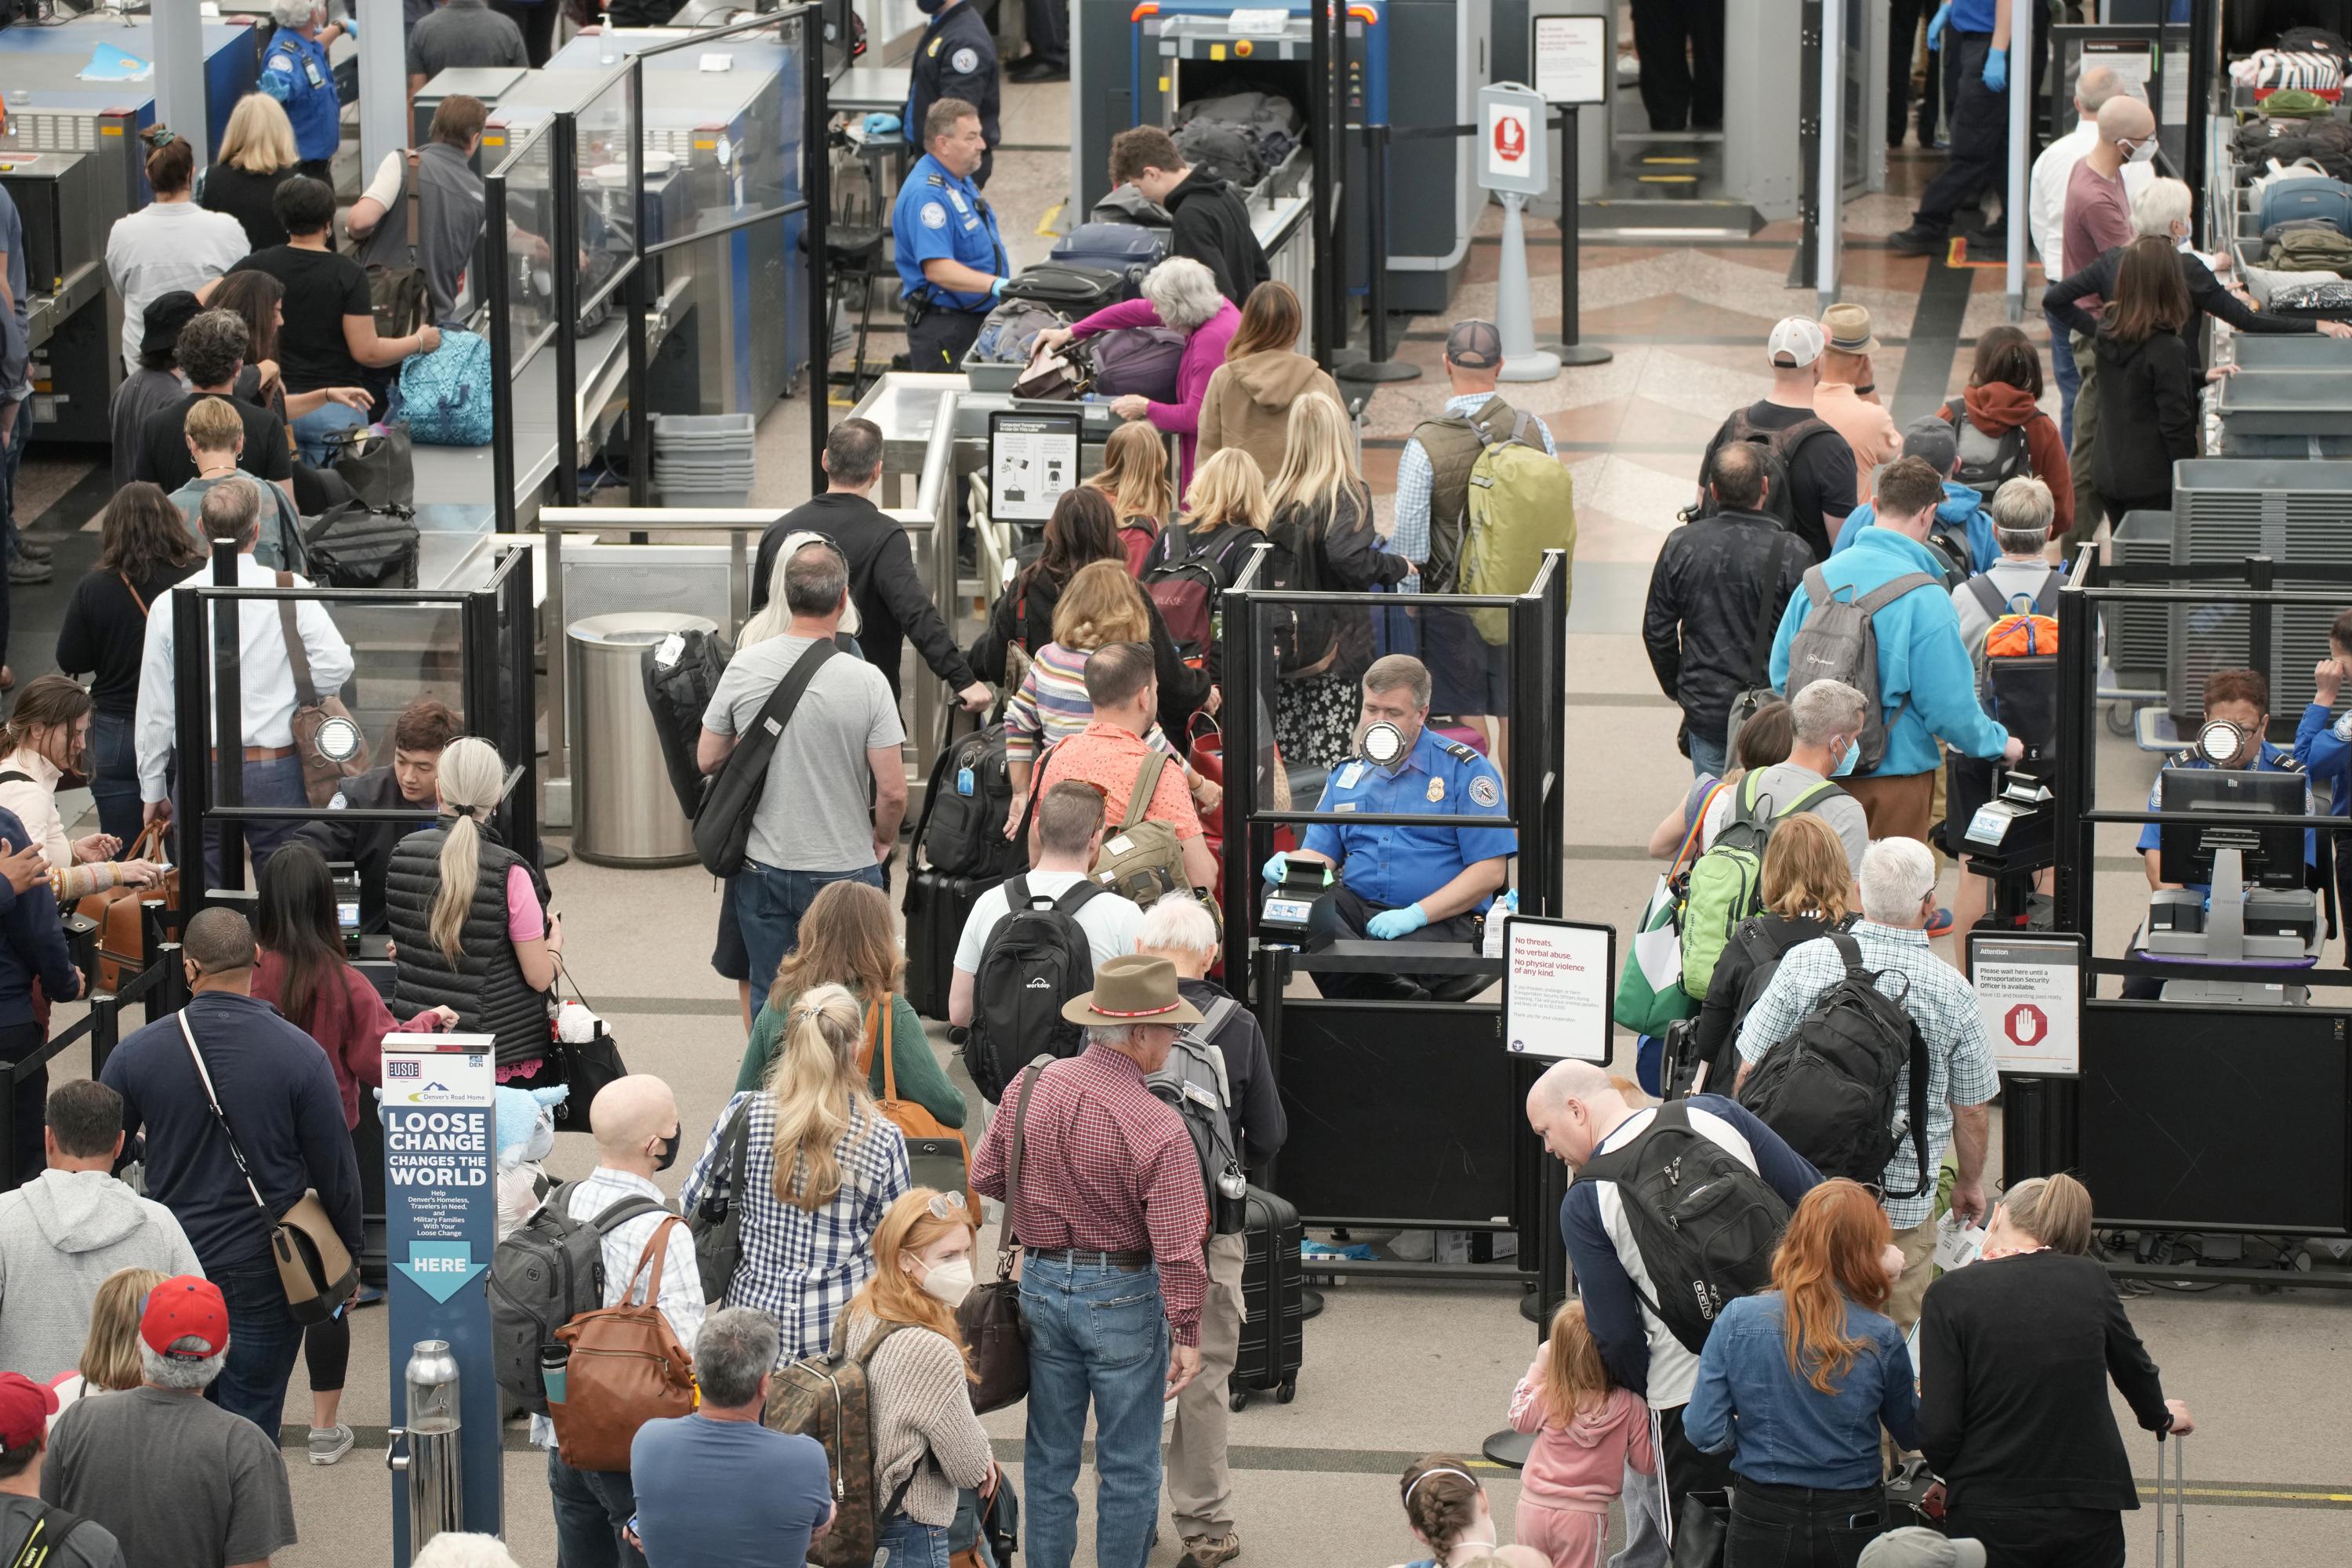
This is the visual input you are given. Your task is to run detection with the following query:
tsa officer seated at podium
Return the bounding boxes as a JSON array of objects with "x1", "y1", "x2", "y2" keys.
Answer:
[
  {"x1": 891, "y1": 98, "x2": 1009, "y2": 372},
  {"x1": 1261, "y1": 655, "x2": 1516, "y2": 1001},
  {"x1": 2140, "y1": 666, "x2": 2315, "y2": 895}
]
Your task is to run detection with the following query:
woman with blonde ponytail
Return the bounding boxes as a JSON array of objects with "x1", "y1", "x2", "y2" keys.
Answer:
[
  {"x1": 681, "y1": 982, "x2": 910, "y2": 1362},
  {"x1": 385, "y1": 735, "x2": 561, "y2": 1071}
]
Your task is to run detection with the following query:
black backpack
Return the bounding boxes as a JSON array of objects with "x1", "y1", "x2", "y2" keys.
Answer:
[
  {"x1": 1736, "y1": 932, "x2": 1933, "y2": 1198},
  {"x1": 487, "y1": 1182, "x2": 670, "y2": 1416},
  {"x1": 643, "y1": 627, "x2": 731, "y2": 819},
  {"x1": 1142, "y1": 521, "x2": 1261, "y2": 668},
  {"x1": 912, "y1": 724, "x2": 1025, "y2": 882},
  {"x1": 1577, "y1": 1101, "x2": 1793, "y2": 1355},
  {"x1": 1942, "y1": 406, "x2": 2032, "y2": 506},
  {"x1": 1700, "y1": 407, "x2": 1838, "y2": 528},
  {"x1": 964, "y1": 875, "x2": 1104, "y2": 1103},
  {"x1": 1262, "y1": 499, "x2": 1337, "y2": 678}
]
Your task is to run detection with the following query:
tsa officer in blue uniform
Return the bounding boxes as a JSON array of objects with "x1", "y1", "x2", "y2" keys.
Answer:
[
  {"x1": 892, "y1": 98, "x2": 1009, "y2": 373},
  {"x1": 905, "y1": 0, "x2": 1000, "y2": 189},
  {"x1": 1263, "y1": 653, "x2": 1518, "y2": 1000},
  {"x1": 261, "y1": 0, "x2": 349, "y2": 181}
]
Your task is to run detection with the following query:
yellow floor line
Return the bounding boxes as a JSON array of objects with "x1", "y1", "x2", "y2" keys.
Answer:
[{"x1": 1035, "y1": 201, "x2": 1064, "y2": 238}]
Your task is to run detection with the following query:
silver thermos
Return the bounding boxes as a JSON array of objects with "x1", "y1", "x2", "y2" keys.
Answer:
[{"x1": 386, "y1": 1339, "x2": 464, "y2": 1562}]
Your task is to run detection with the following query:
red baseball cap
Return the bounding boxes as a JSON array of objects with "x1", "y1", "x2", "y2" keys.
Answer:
[
  {"x1": 0, "y1": 1374, "x2": 56, "y2": 1451},
  {"x1": 139, "y1": 1276, "x2": 229, "y2": 1359}
]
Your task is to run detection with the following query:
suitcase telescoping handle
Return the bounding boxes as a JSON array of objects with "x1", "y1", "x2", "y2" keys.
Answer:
[{"x1": 2154, "y1": 1432, "x2": 2185, "y2": 1568}]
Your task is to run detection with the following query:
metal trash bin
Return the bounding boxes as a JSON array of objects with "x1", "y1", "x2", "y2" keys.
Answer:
[{"x1": 567, "y1": 612, "x2": 716, "y2": 867}]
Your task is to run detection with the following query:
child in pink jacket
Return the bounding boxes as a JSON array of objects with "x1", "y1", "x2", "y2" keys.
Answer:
[{"x1": 1507, "y1": 1301, "x2": 1656, "y2": 1568}]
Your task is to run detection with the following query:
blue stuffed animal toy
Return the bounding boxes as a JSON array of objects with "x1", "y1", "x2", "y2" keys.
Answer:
[{"x1": 494, "y1": 1084, "x2": 568, "y2": 1240}]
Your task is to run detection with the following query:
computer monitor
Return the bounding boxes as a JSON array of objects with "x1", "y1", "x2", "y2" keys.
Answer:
[{"x1": 2156, "y1": 768, "x2": 2307, "y2": 889}]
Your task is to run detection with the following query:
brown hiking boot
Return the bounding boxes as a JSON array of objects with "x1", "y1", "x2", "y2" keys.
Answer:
[{"x1": 1179, "y1": 1532, "x2": 1241, "y2": 1568}]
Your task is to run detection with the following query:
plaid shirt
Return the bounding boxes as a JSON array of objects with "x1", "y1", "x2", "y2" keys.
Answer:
[
  {"x1": 1734, "y1": 921, "x2": 1998, "y2": 1229},
  {"x1": 1392, "y1": 394, "x2": 1556, "y2": 593},
  {"x1": 680, "y1": 1091, "x2": 911, "y2": 1363},
  {"x1": 970, "y1": 1042, "x2": 1210, "y2": 1345},
  {"x1": 528, "y1": 1167, "x2": 707, "y2": 1451}
]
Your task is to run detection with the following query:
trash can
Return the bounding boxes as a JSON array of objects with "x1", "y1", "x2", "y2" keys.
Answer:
[{"x1": 567, "y1": 612, "x2": 717, "y2": 867}]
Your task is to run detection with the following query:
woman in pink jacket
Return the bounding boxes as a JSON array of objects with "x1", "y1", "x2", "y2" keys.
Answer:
[
  {"x1": 1033, "y1": 256, "x2": 1240, "y2": 489},
  {"x1": 1507, "y1": 1301, "x2": 1656, "y2": 1568}
]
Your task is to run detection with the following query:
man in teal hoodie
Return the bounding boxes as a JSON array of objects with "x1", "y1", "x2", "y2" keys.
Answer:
[
  {"x1": 1829, "y1": 415, "x2": 1998, "y2": 576},
  {"x1": 1771, "y1": 456, "x2": 2022, "y2": 843}
]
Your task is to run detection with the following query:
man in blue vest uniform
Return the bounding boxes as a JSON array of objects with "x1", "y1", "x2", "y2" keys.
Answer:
[
  {"x1": 261, "y1": 0, "x2": 349, "y2": 181},
  {"x1": 891, "y1": 98, "x2": 1008, "y2": 374}
]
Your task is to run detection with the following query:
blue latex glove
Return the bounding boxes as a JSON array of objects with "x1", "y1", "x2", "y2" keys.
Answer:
[
  {"x1": 1926, "y1": 2, "x2": 1949, "y2": 49},
  {"x1": 1983, "y1": 46, "x2": 2008, "y2": 93},
  {"x1": 1367, "y1": 903, "x2": 1429, "y2": 940},
  {"x1": 989, "y1": 276, "x2": 1008, "y2": 299},
  {"x1": 1260, "y1": 851, "x2": 1290, "y2": 886},
  {"x1": 862, "y1": 112, "x2": 901, "y2": 138}
]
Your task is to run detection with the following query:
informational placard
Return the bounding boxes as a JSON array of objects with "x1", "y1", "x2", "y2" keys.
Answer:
[
  {"x1": 988, "y1": 410, "x2": 1080, "y2": 523},
  {"x1": 2081, "y1": 38, "x2": 2154, "y2": 89},
  {"x1": 1476, "y1": 81, "x2": 1552, "y2": 196},
  {"x1": 1531, "y1": 15, "x2": 1608, "y2": 106},
  {"x1": 1965, "y1": 933, "x2": 2085, "y2": 1077},
  {"x1": 383, "y1": 1035, "x2": 503, "y2": 1557},
  {"x1": 1501, "y1": 915, "x2": 1614, "y2": 1062}
]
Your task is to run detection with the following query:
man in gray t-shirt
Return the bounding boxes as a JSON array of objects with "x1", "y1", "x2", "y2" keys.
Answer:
[
  {"x1": 405, "y1": 0, "x2": 526, "y2": 88},
  {"x1": 699, "y1": 539, "x2": 908, "y2": 997},
  {"x1": 1704, "y1": 678, "x2": 1876, "y2": 880}
]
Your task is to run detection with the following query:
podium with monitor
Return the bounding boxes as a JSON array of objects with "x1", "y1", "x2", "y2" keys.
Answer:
[{"x1": 2142, "y1": 765, "x2": 2325, "y2": 1003}]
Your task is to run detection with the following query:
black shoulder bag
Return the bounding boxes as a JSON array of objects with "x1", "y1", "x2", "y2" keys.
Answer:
[
  {"x1": 957, "y1": 1056, "x2": 1048, "y2": 1414},
  {"x1": 692, "y1": 639, "x2": 840, "y2": 877}
]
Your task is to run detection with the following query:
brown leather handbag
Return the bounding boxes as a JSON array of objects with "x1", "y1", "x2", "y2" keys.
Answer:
[
  {"x1": 274, "y1": 571, "x2": 372, "y2": 808},
  {"x1": 956, "y1": 1058, "x2": 1046, "y2": 1415},
  {"x1": 858, "y1": 1000, "x2": 975, "y2": 1213},
  {"x1": 550, "y1": 1218, "x2": 696, "y2": 1472},
  {"x1": 78, "y1": 820, "x2": 176, "y2": 993}
]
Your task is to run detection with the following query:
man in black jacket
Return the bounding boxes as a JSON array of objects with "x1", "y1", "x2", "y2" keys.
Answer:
[
  {"x1": 1643, "y1": 442, "x2": 1815, "y2": 777},
  {"x1": 752, "y1": 419, "x2": 990, "y2": 713},
  {"x1": 1109, "y1": 127, "x2": 1269, "y2": 307},
  {"x1": 293, "y1": 696, "x2": 457, "y2": 930}
]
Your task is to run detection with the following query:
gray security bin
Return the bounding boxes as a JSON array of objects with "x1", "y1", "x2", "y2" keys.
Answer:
[{"x1": 567, "y1": 612, "x2": 717, "y2": 867}]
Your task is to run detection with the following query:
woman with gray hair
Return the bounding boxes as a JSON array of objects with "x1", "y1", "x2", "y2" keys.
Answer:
[{"x1": 1030, "y1": 256, "x2": 1243, "y2": 488}]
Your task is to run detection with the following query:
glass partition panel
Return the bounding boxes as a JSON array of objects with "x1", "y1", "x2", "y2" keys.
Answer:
[
  {"x1": 573, "y1": 65, "x2": 640, "y2": 328},
  {"x1": 491, "y1": 120, "x2": 561, "y2": 374}
]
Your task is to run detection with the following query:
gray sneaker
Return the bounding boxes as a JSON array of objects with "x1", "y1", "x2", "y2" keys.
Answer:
[
  {"x1": 308, "y1": 1424, "x2": 354, "y2": 1465},
  {"x1": 6, "y1": 557, "x2": 49, "y2": 586}
]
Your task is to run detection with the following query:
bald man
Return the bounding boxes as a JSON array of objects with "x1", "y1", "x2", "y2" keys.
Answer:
[
  {"x1": 533, "y1": 1075, "x2": 705, "y2": 1568},
  {"x1": 2028, "y1": 67, "x2": 2150, "y2": 449},
  {"x1": 2055, "y1": 91, "x2": 2159, "y2": 552},
  {"x1": 1526, "y1": 1062, "x2": 1820, "y2": 1568}
]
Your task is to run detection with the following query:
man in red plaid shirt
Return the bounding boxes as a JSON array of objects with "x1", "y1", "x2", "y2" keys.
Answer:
[{"x1": 970, "y1": 953, "x2": 1210, "y2": 1568}]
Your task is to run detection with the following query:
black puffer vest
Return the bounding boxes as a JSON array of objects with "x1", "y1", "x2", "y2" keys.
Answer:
[{"x1": 385, "y1": 818, "x2": 552, "y2": 1065}]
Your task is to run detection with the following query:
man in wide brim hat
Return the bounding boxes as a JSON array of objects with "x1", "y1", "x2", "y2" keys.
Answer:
[{"x1": 1061, "y1": 953, "x2": 1207, "y2": 1030}]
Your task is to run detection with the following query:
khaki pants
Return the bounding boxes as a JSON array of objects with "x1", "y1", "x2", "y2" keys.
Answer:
[
  {"x1": 1888, "y1": 1215, "x2": 1940, "y2": 1334},
  {"x1": 1843, "y1": 771, "x2": 1937, "y2": 844},
  {"x1": 2067, "y1": 331, "x2": 2104, "y2": 552},
  {"x1": 1167, "y1": 1232, "x2": 1247, "y2": 1539}
]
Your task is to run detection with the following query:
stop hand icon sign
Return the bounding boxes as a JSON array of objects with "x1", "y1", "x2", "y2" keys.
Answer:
[
  {"x1": 2004, "y1": 1003, "x2": 2048, "y2": 1048},
  {"x1": 1494, "y1": 114, "x2": 1526, "y2": 162}
]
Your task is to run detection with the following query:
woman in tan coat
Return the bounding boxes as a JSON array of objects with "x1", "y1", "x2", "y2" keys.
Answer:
[{"x1": 1197, "y1": 281, "x2": 1342, "y2": 477}]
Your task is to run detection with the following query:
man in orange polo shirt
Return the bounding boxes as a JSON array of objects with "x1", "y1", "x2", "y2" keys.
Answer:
[{"x1": 1026, "y1": 641, "x2": 1218, "y2": 896}]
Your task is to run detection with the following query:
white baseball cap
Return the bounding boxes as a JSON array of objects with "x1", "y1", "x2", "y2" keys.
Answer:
[
  {"x1": 1858, "y1": 1529, "x2": 1988, "y2": 1568},
  {"x1": 1767, "y1": 317, "x2": 1828, "y2": 368}
]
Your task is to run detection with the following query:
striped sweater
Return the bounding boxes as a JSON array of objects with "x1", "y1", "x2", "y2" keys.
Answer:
[{"x1": 1006, "y1": 641, "x2": 1179, "y2": 771}]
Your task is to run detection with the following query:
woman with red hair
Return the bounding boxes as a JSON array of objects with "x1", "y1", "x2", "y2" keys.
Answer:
[{"x1": 1682, "y1": 1178, "x2": 1918, "y2": 1567}]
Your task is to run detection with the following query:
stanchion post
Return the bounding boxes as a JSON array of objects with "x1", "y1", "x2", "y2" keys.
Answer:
[
  {"x1": 1334, "y1": 122, "x2": 1419, "y2": 385},
  {"x1": 804, "y1": 11, "x2": 833, "y2": 492},
  {"x1": 1308, "y1": 0, "x2": 1334, "y2": 366},
  {"x1": 626, "y1": 59, "x2": 651, "y2": 508},
  {"x1": 1550, "y1": 108, "x2": 1608, "y2": 367},
  {"x1": 552, "y1": 113, "x2": 581, "y2": 508}
]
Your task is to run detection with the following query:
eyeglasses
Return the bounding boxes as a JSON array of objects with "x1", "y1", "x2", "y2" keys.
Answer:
[{"x1": 926, "y1": 1191, "x2": 968, "y2": 1220}]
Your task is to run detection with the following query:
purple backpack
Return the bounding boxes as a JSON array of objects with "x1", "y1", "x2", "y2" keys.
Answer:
[{"x1": 1091, "y1": 326, "x2": 1187, "y2": 402}]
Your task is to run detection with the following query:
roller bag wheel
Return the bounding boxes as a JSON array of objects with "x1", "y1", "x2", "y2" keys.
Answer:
[
  {"x1": 902, "y1": 868, "x2": 991, "y2": 1022},
  {"x1": 1229, "y1": 1185, "x2": 1304, "y2": 1412}
]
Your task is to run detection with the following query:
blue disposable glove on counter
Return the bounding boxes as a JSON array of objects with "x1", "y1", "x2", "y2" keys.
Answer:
[
  {"x1": 1926, "y1": 3, "x2": 1949, "y2": 48},
  {"x1": 862, "y1": 112, "x2": 901, "y2": 138},
  {"x1": 1260, "y1": 851, "x2": 1289, "y2": 886},
  {"x1": 1983, "y1": 46, "x2": 2008, "y2": 93},
  {"x1": 1367, "y1": 903, "x2": 1429, "y2": 940}
]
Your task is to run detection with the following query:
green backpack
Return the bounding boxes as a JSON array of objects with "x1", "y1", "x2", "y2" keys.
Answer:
[
  {"x1": 1674, "y1": 771, "x2": 1846, "y2": 1000},
  {"x1": 1461, "y1": 412, "x2": 1577, "y2": 643},
  {"x1": 2270, "y1": 226, "x2": 2352, "y2": 276}
]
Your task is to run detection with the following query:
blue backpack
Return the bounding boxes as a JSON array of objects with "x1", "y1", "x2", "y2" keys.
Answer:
[{"x1": 395, "y1": 329, "x2": 493, "y2": 446}]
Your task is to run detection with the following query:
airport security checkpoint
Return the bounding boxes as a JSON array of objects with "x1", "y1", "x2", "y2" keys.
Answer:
[{"x1": 0, "y1": 0, "x2": 2349, "y2": 1563}]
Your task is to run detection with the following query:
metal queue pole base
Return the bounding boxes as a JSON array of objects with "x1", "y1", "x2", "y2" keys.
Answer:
[
  {"x1": 1300, "y1": 1287, "x2": 1326, "y2": 1320},
  {"x1": 1542, "y1": 342, "x2": 1613, "y2": 366},
  {"x1": 1334, "y1": 120, "x2": 1422, "y2": 386},
  {"x1": 1482, "y1": 1428, "x2": 1534, "y2": 1468},
  {"x1": 1336, "y1": 357, "x2": 1423, "y2": 384},
  {"x1": 1519, "y1": 1287, "x2": 1543, "y2": 1323}
]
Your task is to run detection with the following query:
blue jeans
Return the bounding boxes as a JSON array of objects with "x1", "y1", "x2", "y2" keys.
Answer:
[
  {"x1": 733, "y1": 860, "x2": 887, "y2": 1001},
  {"x1": 878, "y1": 1512, "x2": 952, "y2": 1568},
  {"x1": 178, "y1": 753, "x2": 310, "y2": 889},
  {"x1": 1687, "y1": 729, "x2": 1728, "y2": 780},
  {"x1": 204, "y1": 1261, "x2": 303, "y2": 1436},
  {"x1": 2048, "y1": 313, "x2": 2081, "y2": 450},
  {"x1": 546, "y1": 1448, "x2": 644, "y2": 1568},
  {"x1": 291, "y1": 401, "x2": 367, "y2": 466},
  {"x1": 1019, "y1": 1255, "x2": 1169, "y2": 1568},
  {"x1": 89, "y1": 711, "x2": 143, "y2": 850}
]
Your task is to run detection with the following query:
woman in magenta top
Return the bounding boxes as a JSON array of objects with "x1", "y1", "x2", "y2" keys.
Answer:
[{"x1": 1033, "y1": 256, "x2": 1240, "y2": 489}]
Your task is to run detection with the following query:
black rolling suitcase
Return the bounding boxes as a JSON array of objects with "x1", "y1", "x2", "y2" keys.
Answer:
[
  {"x1": 1230, "y1": 1185, "x2": 1304, "y2": 1411},
  {"x1": 902, "y1": 869, "x2": 989, "y2": 1022}
]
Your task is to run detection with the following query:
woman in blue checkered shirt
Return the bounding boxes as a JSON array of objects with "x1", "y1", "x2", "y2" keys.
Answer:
[{"x1": 683, "y1": 985, "x2": 912, "y2": 1361}]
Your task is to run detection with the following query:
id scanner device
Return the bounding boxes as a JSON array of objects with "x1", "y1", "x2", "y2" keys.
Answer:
[{"x1": 1260, "y1": 860, "x2": 1335, "y2": 947}]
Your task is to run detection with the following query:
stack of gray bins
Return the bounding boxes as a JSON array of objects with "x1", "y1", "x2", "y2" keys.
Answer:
[
  {"x1": 2215, "y1": 333, "x2": 2352, "y2": 457},
  {"x1": 2162, "y1": 459, "x2": 2352, "y2": 721},
  {"x1": 653, "y1": 413, "x2": 757, "y2": 508}
]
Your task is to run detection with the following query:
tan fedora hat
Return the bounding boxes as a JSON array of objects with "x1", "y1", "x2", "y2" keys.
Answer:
[
  {"x1": 1820, "y1": 302, "x2": 1882, "y2": 356},
  {"x1": 1061, "y1": 954, "x2": 1207, "y2": 1028}
]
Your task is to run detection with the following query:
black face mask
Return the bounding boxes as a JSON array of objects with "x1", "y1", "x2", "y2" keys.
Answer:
[{"x1": 653, "y1": 1129, "x2": 681, "y2": 1172}]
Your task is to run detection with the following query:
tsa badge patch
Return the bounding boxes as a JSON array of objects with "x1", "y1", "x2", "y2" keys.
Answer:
[
  {"x1": 951, "y1": 46, "x2": 980, "y2": 73},
  {"x1": 1468, "y1": 776, "x2": 1499, "y2": 808},
  {"x1": 920, "y1": 201, "x2": 948, "y2": 230}
]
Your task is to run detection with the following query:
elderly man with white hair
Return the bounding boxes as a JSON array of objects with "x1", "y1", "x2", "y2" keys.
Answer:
[
  {"x1": 258, "y1": 0, "x2": 348, "y2": 180},
  {"x1": 1733, "y1": 837, "x2": 1999, "y2": 1332},
  {"x1": 1033, "y1": 255, "x2": 1241, "y2": 489},
  {"x1": 1524, "y1": 1060, "x2": 1820, "y2": 1568},
  {"x1": 42, "y1": 1275, "x2": 298, "y2": 1568}
]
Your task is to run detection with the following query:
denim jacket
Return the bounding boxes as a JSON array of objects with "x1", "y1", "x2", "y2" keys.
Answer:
[{"x1": 1683, "y1": 1291, "x2": 1920, "y2": 1490}]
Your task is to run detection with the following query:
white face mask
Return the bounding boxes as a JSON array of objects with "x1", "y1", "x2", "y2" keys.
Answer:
[
  {"x1": 916, "y1": 1255, "x2": 975, "y2": 1308},
  {"x1": 2126, "y1": 137, "x2": 2158, "y2": 165}
]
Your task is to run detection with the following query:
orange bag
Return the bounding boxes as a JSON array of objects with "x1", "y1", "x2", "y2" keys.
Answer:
[
  {"x1": 859, "y1": 1002, "x2": 975, "y2": 1210},
  {"x1": 77, "y1": 820, "x2": 178, "y2": 992}
]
